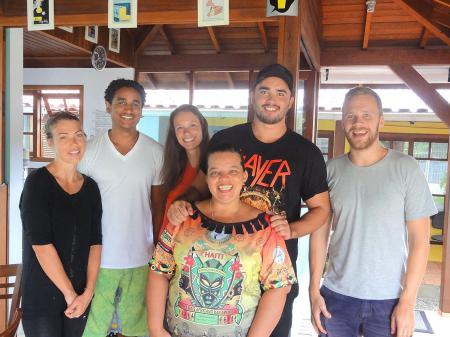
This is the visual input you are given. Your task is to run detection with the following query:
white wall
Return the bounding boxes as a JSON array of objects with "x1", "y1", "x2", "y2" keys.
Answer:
[
  {"x1": 5, "y1": 29, "x2": 24, "y2": 264},
  {"x1": 5, "y1": 68, "x2": 135, "y2": 262},
  {"x1": 23, "y1": 68, "x2": 134, "y2": 138}
]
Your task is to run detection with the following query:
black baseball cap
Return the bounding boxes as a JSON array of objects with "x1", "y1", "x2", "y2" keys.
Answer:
[{"x1": 254, "y1": 63, "x2": 293, "y2": 92}]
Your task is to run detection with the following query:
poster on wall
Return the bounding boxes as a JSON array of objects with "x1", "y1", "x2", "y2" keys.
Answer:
[
  {"x1": 108, "y1": 0, "x2": 138, "y2": 28},
  {"x1": 27, "y1": 0, "x2": 55, "y2": 31},
  {"x1": 85, "y1": 26, "x2": 99, "y2": 44},
  {"x1": 266, "y1": 0, "x2": 298, "y2": 17},
  {"x1": 109, "y1": 28, "x2": 121, "y2": 53},
  {"x1": 197, "y1": 0, "x2": 229, "y2": 27}
]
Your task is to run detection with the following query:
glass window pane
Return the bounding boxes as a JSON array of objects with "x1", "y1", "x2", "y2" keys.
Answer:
[
  {"x1": 381, "y1": 140, "x2": 392, "y2": 149},
  {"x1": 23, "y1": 115, "x2": 33, "y2": 133},
  {"x1": 23, "y1": 95, "x2": 34, "y2": 113},
  {"x1": 317, "y1": 137, "x2": 329, "y2": 154},
  {"x1": 419, "y1": 160, "x2": 447, "y2": 195},
  {"x1": 433, "y1": 195, "x2": 445, "y2": 212},
  {"x1": 393, "y1": 141, "x2": 409, "y2": 154},
  {"x1": 413, "y1": 142, "x2": 429, "y2": 158},
  {"x1": 23, "y1": 134, "x2": 33, "y2": 158},
  {"x1": 431, "y1": 142, "x2": 448, "y2": 159}
]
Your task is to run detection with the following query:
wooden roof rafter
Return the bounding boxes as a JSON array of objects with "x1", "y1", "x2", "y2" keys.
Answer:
[
  {"x1": 206, "y1": 27, "x2": 235, "y2": 89},
  {"x1": 158, "y1": 25, "x2": 177, "y2": 55},
  {"x1": 362, "y1": 1, "x2": 376, "y2": 49},
  {"x1": 419, "y1": 28, "x2": 431, "y2": 48},
  {"x1": 257, "y1": 22, "x2": 269, "y2": 53},
  {"x1": 392, "y1": 0, "x2": 450, "y2": 46},
  {"x1": 135, "y1": 25, "x2": 161, "y2": 56}
]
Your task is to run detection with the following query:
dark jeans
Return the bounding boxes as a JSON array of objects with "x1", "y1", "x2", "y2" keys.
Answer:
[
  {"x1": 22, "y1": 311, "x2": 89, "y2": 337},
  {"x1": 270, "y1": 288, "x2": 295, "y2": 337},
  {"x1": 319, "y1": 287, "x2": 399, "y2": 337}
]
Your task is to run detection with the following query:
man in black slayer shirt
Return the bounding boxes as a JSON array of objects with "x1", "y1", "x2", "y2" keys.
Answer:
[{"x1": 167, "y1": 63, "x2": 330, "y2": 337}]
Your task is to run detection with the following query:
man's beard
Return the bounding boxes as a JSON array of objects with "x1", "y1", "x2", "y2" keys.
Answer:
[
  {"x1": 346, "y1": 127, "x2": 379, "y2": 150},
  {"x1": 254, "y1": 106, "x2": 287, "y2": 125}
]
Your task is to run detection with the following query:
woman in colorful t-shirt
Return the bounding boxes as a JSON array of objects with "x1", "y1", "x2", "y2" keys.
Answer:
[
  {"x1": 159, "y1": 104, "x2": 209, "y2": 237},
  {"x1": 148, "y1": 143, "x2": 296, "y2": 337}
]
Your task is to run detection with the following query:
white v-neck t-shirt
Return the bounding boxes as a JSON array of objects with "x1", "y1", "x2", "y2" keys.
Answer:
[{"x1": 78, "y1": 131, "x2": 163, "y2": 269}]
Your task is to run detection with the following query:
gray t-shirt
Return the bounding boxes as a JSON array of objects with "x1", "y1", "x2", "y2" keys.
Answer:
[{"x1": 323, "y1": 149, "x2": 437, "y2": 300}]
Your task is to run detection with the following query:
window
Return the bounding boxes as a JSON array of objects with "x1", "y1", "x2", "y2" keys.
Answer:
[
  {"x1": 317, "y1": 131, "x2": 334, "y2": 162},
  {"x1": 380, "y1": 134, "x2": 448, "y2": 210},
  {"x1": 23, "y1": 86, "x2": 83, "y2": 161}
]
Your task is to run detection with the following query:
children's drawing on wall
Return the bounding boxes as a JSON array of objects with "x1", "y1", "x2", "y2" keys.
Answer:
[
  {"x1": 266, "y1": 0, "x2": 298, "y2": 17},
  {"x1": 198, "y1": 0, "x2": 229, "y2": 27},
  {"x1": 108, "y1": 0, "x2": 137, "y2": 28},
  {"x1": 27, "y1": 0, "x2": 54, "y2": 31}
]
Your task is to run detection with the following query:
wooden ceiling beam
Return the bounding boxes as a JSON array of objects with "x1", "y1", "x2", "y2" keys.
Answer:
[
  {"x1": 135, "y1": 25, "x2": 161, "y2": 56},
  {"x1": 389, "y1": 64, "x2": 450, "y2": 125},
  {"x1": 0, "y1": 7, "x2": 276, "y2": 27},
  {"x1": 300, "y1": 0, "x2": 321, "y2": 70},
  {"x1": 321, "y1": 47, "x2": 450, "y2": 66},
  {"x1": 419, "y1": 28, "x2": 431, "y2": 48},
  {"x1": 136, "y1": 53, "x2": 276, "y2": 72},
  {"x1": 392, "y1": 0, "x2": 450, "y2": 46},
  {"x1": 158, "y1": 25, "x2": 177, "y2": 55},
  {"x1": 34, "y1": 27, "x2": 134, "y2": 68},
  {"x1": 362, "y1": 12, "x2": 374, "y2": 49},
  {"x1": 147, "y1": 73, "x2": 158, "y2": 89},
  {"x1": 207, "y1": 27, "x2": 221, "y2": 53},
  {"x1": 225, "y1": 72, "x2": 235, "y2": 89},
  {"x1": 257, "y1": 22, "x2": 269, "y2": 53}
]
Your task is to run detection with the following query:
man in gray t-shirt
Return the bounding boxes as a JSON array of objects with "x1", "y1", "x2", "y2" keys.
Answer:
[{"x1": 309, "y1": 87, "x2": 436, "y2": 337}]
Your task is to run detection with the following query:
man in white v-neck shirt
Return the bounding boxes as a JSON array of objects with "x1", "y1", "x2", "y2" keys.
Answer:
[{"x1": 79, "y1": 79, "x2": 164, "y2": 337}]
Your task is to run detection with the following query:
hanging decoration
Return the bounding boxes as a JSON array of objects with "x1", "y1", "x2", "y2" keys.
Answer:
[
  {"x1": 27, "y1": 0, "x2": 55, "y2": 31},
  {"x1": 266, "y1": 0, "x2": 298, "y2": 17},
  {"x1": 198, "y1": 0, "x2": 229, "y2": 27},
  {"x1": 109, "y1": 28, "x2": 121, "y2": 53},
  {"x1": 108, "y1": 0, "x2": 138, "y2": 28}
]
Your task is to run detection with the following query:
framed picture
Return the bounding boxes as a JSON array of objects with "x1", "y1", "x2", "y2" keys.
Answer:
[
  {"x1": 108, "y1": 0, "x2": 138, "y2": 28},
  {"x1": 266, "y1": 0, "x2": 298, "y2": 17},
  {"x1": 85, "y1": 26, "x2": 99, "y2": 44},
  {"x1": 58, "y1": 26, "x2": 74, "y2": 33},
  {"x1": 27, "y1": 0, "x2": 55, "y2": 31},
  {"x1": 198, "y1": 0, "x2": 229, "y2": 27},
  {"x1": 109, "y1": 28, "x2": 121, "y2": 53}
]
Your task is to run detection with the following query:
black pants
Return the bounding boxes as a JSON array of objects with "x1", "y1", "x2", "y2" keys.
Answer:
[
  {"x1": 22, "y1": 312, "x2": 88, "y2": 337},
  {"x1": 270, "y1": 289, "x2": 295, "y2": 337}
]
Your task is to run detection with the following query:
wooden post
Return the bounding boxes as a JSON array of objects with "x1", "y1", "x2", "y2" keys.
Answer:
[
  {"x1": 247, "y1": 69, "x2": 257, "y2": 123},
  {"x1": 0, "y1": 27, "x2": 4, "y2": 184},
  {"x1": 277, "y1": 7, "x2": 300, "y2": 130},
  {"x1": 440, "y1": 136, "x2": 450, "y2": 313},
  {"x1": 333, "y1": 121, "x2": 346, "y2": 157},
  {"x1": 0, "y1": 25, "x2": 7, "y2": 332},
  {"x1": 188, "y1": 71, "x2": 194, "y2": 105},
  {"x1": 303, "y1": 70, "x2": 320, "y2": 142}
]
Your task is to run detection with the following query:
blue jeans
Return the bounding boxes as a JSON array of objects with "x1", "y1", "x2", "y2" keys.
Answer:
[{"x1": 319, "y1": 286, "x2": 399, "y2": 337}]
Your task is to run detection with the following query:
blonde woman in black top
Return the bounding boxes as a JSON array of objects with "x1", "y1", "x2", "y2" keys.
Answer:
[{"x1": 20, "y1": 112, "x2": 102, "y2": 337}]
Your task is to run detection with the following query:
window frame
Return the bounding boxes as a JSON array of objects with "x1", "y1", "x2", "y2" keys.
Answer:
[{"x1": 23, "y1": 85, "x2": 84, "y2": 162}]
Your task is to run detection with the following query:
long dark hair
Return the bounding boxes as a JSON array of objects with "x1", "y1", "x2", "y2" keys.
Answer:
[{"x1": 161, "y1": 104, "x2": 209, "y2": 195}]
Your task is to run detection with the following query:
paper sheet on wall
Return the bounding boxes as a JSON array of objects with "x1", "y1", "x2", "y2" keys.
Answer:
[{"x1": 91, "y1": 109, "x2": 112, "y2": 138}]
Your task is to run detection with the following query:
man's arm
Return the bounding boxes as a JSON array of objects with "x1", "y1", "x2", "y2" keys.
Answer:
[
  {"x1": 391, "y1": 217, "x2": 430, "y2": 337},
  {"x1": 151, "y1": 185, "x2": 165, "y2": 241},
  {"x1": 270, "y1": 191, "x2": 330, "y2": 240},
  {"x1": 308, "y1": 215, "x2": 332, "y2": 334}
]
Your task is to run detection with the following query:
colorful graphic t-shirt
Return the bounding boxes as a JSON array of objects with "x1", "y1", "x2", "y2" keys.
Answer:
[
  {"x1": 204, "y1": 123, "x2": 328, "y2": 294},
  {"x1": 150, "y1": 204, "x2": 296, "y2": 337}
]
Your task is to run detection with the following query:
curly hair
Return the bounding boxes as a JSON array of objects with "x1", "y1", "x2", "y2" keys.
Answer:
[{"x1": 104, "y1": 79, "x2": 146, "y2": 107}]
